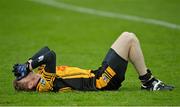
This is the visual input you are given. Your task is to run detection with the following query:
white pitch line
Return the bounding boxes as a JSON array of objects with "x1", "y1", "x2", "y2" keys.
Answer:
[{"x1": 29, "y1": 0, "x2": 180, "y2": 30}]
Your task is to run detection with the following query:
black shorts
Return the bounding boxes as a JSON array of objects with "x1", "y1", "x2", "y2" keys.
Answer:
[{"x1": 95, "y1": 48, "x2": 128, "y2": 90}]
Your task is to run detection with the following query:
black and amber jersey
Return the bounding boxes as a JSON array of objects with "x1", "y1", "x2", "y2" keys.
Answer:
[
  {"x1": 36, "y1": 65, "x2": 97, "y2": 92},
  {"x1": 35, "y1": 64, "x2": 119, "y2": 92},
  {"x1": 36, "y1": 65, "x2": 55, "y2": 92}
]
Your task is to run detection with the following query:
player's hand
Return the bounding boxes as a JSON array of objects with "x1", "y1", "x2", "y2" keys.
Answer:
[{"x1": 12, "y1": 63, "x2": 30, "y2": 80}]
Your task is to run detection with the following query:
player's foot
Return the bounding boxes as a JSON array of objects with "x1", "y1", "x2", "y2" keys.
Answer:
[{"x1": 141, "y1": 79, "x2": 174, "y2": 91}]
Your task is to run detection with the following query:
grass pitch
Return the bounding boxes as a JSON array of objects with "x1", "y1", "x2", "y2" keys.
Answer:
[{"x1": 0, "y1": 0, "x2": 180, "y2": 106}]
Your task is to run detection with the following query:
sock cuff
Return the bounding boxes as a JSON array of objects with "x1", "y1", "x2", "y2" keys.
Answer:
[{"x1": 139, "y1": 69, "x2": 152, "y2": 82}]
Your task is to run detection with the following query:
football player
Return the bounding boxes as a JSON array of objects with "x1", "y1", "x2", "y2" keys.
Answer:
[{"x1": 12, "y1": 32, "x2": 174, "y2": 92}]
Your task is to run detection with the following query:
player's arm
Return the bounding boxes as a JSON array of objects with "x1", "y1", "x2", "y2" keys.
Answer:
[{"x1": 28, "y1": 50, "x2": 56, "y2": 73}]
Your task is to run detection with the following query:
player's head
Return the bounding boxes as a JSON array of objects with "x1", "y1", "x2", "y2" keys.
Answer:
[
  {"x1": 12, "y1": 63, "x2": 41, "y2": 91},
  {"x1": 12, "y1": 63, "x2": 35, "y2": 91},
  {"x1": 13, "y1": 72, "x2": 40, "y2": 91}
]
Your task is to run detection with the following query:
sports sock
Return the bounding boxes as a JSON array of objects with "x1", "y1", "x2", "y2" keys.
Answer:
[{"x1": 139, "y1": 69, "x2": 156, "y2": 86}]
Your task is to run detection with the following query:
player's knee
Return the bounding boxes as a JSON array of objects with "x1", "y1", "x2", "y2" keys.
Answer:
[
  {"x1": 121, "y1": 32, "x2": 139, "y2": 44},
  {"x1": 121, "y1": 31, "x2": 132, "y2": 36}
]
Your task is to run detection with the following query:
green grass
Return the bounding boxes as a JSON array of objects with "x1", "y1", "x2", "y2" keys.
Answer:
[{"x1": 0, "y1": 0, "x2": 180, "y2": 106}]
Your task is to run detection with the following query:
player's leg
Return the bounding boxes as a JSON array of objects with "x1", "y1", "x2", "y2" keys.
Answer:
[
  {"x1": 111, "y1": 32, "x2": 174, "y2": 91},
  {"x1": 95, "y1": 34, "x2": 129, "y2": 90},
  {"x1": 111, "y1": 32, "x2": 147, "y2": 76},
  {"x1": 95, "y1": 48, "x2": 128, "y2": 90}
]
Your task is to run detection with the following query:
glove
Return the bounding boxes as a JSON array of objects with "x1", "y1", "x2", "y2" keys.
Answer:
[{"x1": 12, "y1": 63, "x2": 30, "y2": 80}]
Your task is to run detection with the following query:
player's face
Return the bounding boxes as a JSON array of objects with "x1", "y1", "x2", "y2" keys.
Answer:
[{"x1": 18, "y1": 72, "x2": 41, "y2": 91}]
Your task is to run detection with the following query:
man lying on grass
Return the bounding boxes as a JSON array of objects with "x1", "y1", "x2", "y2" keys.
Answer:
[{"x1": 12, "y1": 32, "x2": 174, "y2": 92}]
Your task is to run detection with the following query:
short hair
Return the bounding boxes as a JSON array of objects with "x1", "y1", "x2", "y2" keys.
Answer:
[{"x1": 13, "y1": 79, "x2": 28, "y2": 91}]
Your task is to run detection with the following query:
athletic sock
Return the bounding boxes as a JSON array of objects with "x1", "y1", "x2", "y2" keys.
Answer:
[
  {"x1": 139, "y1": 69, "x2": 174, "y2": 91},
  {"x1": 139, "y1": 69, "x2": 156, "y2": 86}
]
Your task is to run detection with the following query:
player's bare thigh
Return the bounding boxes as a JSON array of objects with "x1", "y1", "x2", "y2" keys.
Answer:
[{"x1": 111, "y1": 32, "x2": 138, "y2": 61}]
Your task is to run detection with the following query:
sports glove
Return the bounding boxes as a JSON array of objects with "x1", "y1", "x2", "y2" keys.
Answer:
[{"x1": 12, "y1": 63, "x2": 30, "y2": 80}]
